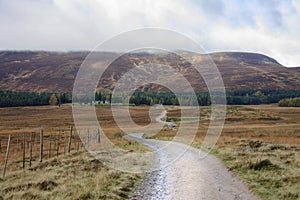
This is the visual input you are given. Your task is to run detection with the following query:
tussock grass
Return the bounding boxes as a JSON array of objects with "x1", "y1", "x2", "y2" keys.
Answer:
[
  {"x1": 212, "y1": 140, "x2": 300, "y2": 200},
  {"x1": 0, "y1": 152, "x2": 143, "y2": 200}
]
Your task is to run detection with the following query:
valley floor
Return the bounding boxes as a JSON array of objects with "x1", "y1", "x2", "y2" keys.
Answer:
[{"x1": 0, "y1": 105, "x2": 299, "y2": 199}]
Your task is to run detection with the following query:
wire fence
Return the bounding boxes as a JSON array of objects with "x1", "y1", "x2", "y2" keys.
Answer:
[{"x1": 0, "y1": 127, "x2": 101, "y2": 177}]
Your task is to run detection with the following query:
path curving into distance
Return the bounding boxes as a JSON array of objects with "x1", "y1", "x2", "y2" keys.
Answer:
[{"x1": 127, "y1": 133, "x2": 259, "y2": 200}]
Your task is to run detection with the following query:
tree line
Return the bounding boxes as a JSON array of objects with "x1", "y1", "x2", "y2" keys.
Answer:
[
  {"x1": 225, "y1": 89, "x2": 300, "y2": 105},
  {"x1": 0, "y1": 91, "x2": 71, "y2": 107},
  {"x1": 126, "y1": 89, "x2": 300, "y2": 106},
  {"x1": 278, "y1": 97, "x2": 300, "y2": 107},
  {"x1": 1, "y1": 89, "x2": 300, "y2": 107},
  {"x1": 124, "y1": 89, "x2": 300, "y2": 106}
]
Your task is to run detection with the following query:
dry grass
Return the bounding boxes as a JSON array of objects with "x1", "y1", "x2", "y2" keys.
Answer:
[
  {"x1": 0, "y1": 105, "x2": 151, "y2": 168},
  {"x1": 151, "y1": 105, "x2": 300, "y2": 200},
  {"x1": 1, "y1": 104, "x2": 300, "y2": 199},
  {"x1": 0, "y1": 105, "x2": 152, "y2": 199},
  {"x1": 0, "y1": 152, "x2": 142, "y2": 200},
  {"x1": 211, "y1": 140, "x2": 300, "y2": 200}
]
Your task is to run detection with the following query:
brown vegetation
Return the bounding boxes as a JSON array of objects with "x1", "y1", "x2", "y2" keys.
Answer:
[
  {"x1": 0, "y1": 105, "x2": 153, "y2": 199},
  {"x1": 0, "y1": 152, "x2": 142, "y2": 200},
  {"x1": 0, "y1": 51, "x2": 300, "y2": 92},
  {"x1": 0, "y1": 105, "x2": 299, "y2": 199}
]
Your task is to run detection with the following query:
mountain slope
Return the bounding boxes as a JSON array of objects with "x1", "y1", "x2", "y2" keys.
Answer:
[{"x1": 0, "y1": 51, "x2": 299, "y2": 92}]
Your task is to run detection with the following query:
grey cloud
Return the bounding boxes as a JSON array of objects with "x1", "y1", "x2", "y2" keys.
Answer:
[
  {"x1": 0, "y1": 0, "x2": 299, "y2": 66},
  {"x1": 189, "y1": 0, "x2": 225, "y2": 18},
  {"x1": 257, "y1": 0, "x2": 284, "y2": 30}
]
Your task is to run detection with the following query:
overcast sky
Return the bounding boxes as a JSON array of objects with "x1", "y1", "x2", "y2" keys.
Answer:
[{"x1": 0, "y1": 0, "x2": 300, "y2": 67}]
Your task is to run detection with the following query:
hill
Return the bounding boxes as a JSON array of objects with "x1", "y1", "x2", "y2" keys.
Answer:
[{"x1": 0, "y1": 51, "x2": 299, "y2": 92}]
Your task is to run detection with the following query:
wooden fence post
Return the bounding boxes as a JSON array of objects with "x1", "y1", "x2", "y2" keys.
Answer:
[
  {"x1": 48, "y1": 132, "x2": 52, "y2": 159},
  {"x1": 40, "y1": 130, "x2": 43, "y2": 162},
  {"x1": 97, "y1": 128, "x2": 100, "y2": 144},
  {"x1": 86, "y1": 129, "x2": 89, "y2": 147},
  {"x1": 77, "y1": 130, "x2": 80, "y2": 151},
  {"x1": 68, "y1": 126, "x2": 72, "y2": 153},
  {"x1": 3, "y1": 135, "x2": 11, "y2": 178},
  {"x1": 29, "y1": 133, "x2": 33, "y2": 167},
  {"x1": 22, "y1": 134, "x2": 26, "y2": 169},
  {"x1": 74, "y1": 130, "x2": 77, "y2": 152},
  {"x1": 63, "y1": 131, "x2": 66, "y2": 155},
  {"x1": 56, "y1": 131, "x2": 60, "y2": 157},
  {"x1": 54, "y1": 131, "x2": 57, "y2": 153},
  {"x1": 0, "y1": 138, "x2": 2, "y2": 152}
]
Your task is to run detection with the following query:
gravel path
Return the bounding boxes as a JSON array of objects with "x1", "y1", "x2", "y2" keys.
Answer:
[{"x1": 128, "y1": 133, "x2": 260, "y2": 200}]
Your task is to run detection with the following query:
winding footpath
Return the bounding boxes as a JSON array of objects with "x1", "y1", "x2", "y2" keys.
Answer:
[{"x1": 127, "y1": 109, "x2": 259, "y2": 200}]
